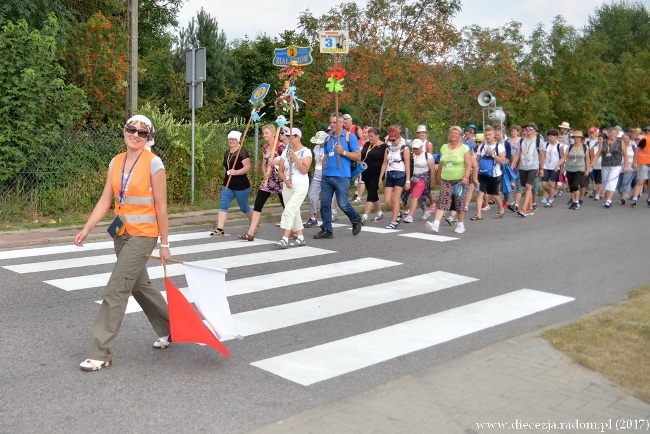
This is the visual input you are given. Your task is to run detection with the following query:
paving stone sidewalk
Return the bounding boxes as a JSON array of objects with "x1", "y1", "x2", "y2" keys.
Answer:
[{"x1": 246, "y1": 334, "x2": 650, "y2": 433}]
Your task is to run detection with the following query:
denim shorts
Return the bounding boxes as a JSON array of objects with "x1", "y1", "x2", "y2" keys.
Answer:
[
  {"x1": 385, "y1": 171, "x2": 406, "y2": 188},
  {"x1": 219, "y1": 186, "x2": 252, "y2": 214}
]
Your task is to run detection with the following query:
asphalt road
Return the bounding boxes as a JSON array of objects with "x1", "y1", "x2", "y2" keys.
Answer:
[{"x1": 0, "y1": 199, "x2": 647, "y2": 433}]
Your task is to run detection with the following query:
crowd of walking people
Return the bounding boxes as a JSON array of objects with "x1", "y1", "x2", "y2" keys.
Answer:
[{"x1": 213, "y1": 113, "x2": 650, "y2": 243}]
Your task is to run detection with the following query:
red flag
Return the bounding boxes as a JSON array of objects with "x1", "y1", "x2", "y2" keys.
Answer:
[{"x1": 165, "y1": 277, "x2": 230, "y2": 359}]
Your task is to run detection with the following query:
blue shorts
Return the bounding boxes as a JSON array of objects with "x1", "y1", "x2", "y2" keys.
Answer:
[
  {"x1": 385, "y1": 172, "x2": 406, "y2": 188},
  {"x1": 219, "y1": 186, "x2": 252, "y2": 214}
]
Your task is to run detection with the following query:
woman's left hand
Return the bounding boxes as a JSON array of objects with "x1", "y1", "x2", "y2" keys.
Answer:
[{"x1": 404, "y1": 181, "x2": 411, "y2": 191}]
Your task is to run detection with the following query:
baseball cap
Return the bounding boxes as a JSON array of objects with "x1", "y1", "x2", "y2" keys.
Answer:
[
  {"x1": 411, "y1": 139, "x2": 423, "y2": 149},
  {"x1": 416, "y1": 125, "x2": 427, "y2": 133},
  {"x1": 289, "y1": 127, "x2": 302, "y2": 138},
  {"x1": 589, "y1": 127, "x2": 598, "y2": 133}
]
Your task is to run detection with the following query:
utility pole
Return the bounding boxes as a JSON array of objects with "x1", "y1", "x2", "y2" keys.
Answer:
[{"x1": 126, "y1": 0, "x2": 138, "y2": 118}]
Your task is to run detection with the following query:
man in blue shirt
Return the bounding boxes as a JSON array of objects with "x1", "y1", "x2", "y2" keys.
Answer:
[{"x1": 314, "y1": 112, "x2": 363, "y2": 238}]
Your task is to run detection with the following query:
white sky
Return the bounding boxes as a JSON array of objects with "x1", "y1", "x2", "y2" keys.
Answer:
[{"x1": 176, "y1": 0, "x2": 610, "y2": 41}]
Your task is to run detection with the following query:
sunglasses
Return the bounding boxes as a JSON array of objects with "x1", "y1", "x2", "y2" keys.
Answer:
[{"x1": 125, "y1": 125, "x2": 149, "y2": 139}]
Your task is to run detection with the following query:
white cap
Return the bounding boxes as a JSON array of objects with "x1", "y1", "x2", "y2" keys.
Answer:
[
  {"x1": 227, "y1": 130, "x2": 242, "y2": 141},
  {"x1": 416, "y1": 125, "x2": 427, "y2": 133},
  {"x1": 289, "y1": 127, "x2": 302, "y2": 138},
  {"x1": 411, "y1": 139, "x2": 424, "y2": 149}
]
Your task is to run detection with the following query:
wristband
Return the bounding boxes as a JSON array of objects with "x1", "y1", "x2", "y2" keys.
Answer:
[
  {"x1": 160, "y1": 244, "x2": 169, "y2": 248},
  {"x1": 343, "y1": 150, "x2": 347, "y2": 156}
]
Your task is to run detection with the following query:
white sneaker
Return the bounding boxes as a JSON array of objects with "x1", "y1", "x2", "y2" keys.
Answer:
[
  {"x1": 481, "y1": 204, "x2": 491, "y2": 211},
  {"x1": 454, "y1": 223, "x2": 465, "y2": 234},
  {"x1": 331, "y1": 213, "x2": 339, "y2": 221},
  {"x1": 403, "y1": 215, "x2": 414, "y2": 223},
  {"x1": 421, "y1": 210, "x2": 431, "y2": 220},
  {"x1": 425, "y1": 220, "x2": 439, "y2": 233}
]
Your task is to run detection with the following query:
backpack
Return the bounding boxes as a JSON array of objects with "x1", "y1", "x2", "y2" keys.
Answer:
[
  {"x1": 545, "y1": 142, "x2": 562, "y2": 159},
  {"x1": 504, "y1": 140, "x2": 513, "y2": 160},
  {"x1": 568, "y1": 143, "x2": 588, "y2": 156},
  {"x1": 478, "y1": 143, "x2": 500, "y2": 176},
  {"x1": 408, "y1": 150, "x2": 429, "y2": 176}
]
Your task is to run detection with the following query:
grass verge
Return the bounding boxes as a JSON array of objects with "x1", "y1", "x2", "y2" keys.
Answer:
[{"x1": 542, "y1": 286, "x2": 650, "y2": 403}]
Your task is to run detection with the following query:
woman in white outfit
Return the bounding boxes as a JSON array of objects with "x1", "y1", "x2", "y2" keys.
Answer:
[{"x1": 275, "y1": 128, "x2": 312, "y2": 248}]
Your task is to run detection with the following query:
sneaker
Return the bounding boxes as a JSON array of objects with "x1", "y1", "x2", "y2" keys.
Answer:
[
  {"x1": 555, "y1": 191, "x2": 563, "y2": 197},
  {"x1": 353, "y1": 197, "x2": 361, "y2": 203},
  {"x1": 371, "y1": 214, "x2": 384, "y2": 222},
  {"x1": 507, "y1": 203, "x2": 518, "y2": 213},
  {"x1": 482, "y1": 204, "x2": 491, "y2": 211},
  {"x1": 574, "y1": 202, "x2": 581, "y2": 209},
  {"x1": 544, "y1": 201, "x2": 553, "y2": 207},
  {"x1": 630, "y1": 199, "x2": 637, "y2": 207},
  {"x1": 594, "y1": 195, "x2": 600, "y2": 201},
  {"x1": 331, "y1": 213, "x2": 339, "y2": 222},
  {"x1": 532, "y1": 203, "x2": 538, "y2": 211},
  {"x1": 289, "y1": 238, "x2": 306, "y2": 247},
  {"x1": 603, "y1": 201, "x2": 611, "y2": 208},
  {"x1": 403, "y1": 215, "x2": 414, "y2": 223},
  {"x1": 421, "y1": 210, "x2": 431, "y2": 220},
  {"x1": 313, "y1": 229, "x2": 333, "y2": 239},
  {"x1": 361, "y1": 215, "x2": 367, "y2": 225},
  {"x1": 445, "y1": 215, "x2": 457, "y2": 225},
  {"x1": 303, "y1": 218, "x2": 318, "y2": 228},
  {"x1": 352, "y1": 221, "x2": 362, "y2": 235},
  {"x1": 274, "y1": 239, "x2": 289, "y2": 249},
  {"x1": 589, "y1": 191, "x2": 596, "y2": 198},
  {"x1": 425, "y1": 220, "x2": 440, "y2": 233},
  {"x1": 567, "y1": 198, "x2": 573, "y2": 205},
  {"x1": 579, "y1": 200, "x2": 584, "y2": 206},
  {"x1": 453, "y1": 224, "x2": 465, "y2": 234},
  {"x1": 351, "y1": 193, "x2": 359, "y2": 202},
  {"x1": 569, "y1": 202, "x2": 576, "y2": 210},
  {"x1": 517, "y1": 209, "x2": 527, "y2": 217},
  {"x1": 396, "y1": 211, "x2": 403, "y2": 223},
  {"x1": 541, "y1": 197, "x2": 548, "y2": 204}
]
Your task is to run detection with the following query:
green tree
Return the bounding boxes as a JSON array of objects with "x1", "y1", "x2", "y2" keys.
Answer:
[
  {"x1": 583, "y1": 0, "x2": 650, "y2": 64},
  {"x1": 0, "y1": 15, "x2": 88, "y2": 181},
  {"x1": 298, "y1": 0, "x2": 461, "y2": 129},
  {"x1": 231, "y1": 35, "x2": 283, "y2": 120},
  {"x1": 138, "y1": 0, "x2": 182, "y2": 108},
  {"x1": 174, "y1": 8, "x2": 242, "y2": 120}
]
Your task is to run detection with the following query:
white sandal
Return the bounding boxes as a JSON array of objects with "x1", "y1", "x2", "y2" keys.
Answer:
[
  {"x1": 153, "y1": 335, "x2": 171, "y2": 349},
  {"x1": 80, "y1": 358, "x2": 111, "y2": 372}
]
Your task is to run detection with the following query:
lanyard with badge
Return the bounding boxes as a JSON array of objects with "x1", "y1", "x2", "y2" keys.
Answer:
[{"x1": 107, "y1": 153, "x2": 142, "y2": 238}]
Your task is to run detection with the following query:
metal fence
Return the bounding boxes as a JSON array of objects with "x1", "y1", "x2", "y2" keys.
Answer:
[{"x1": 0, "y1": 126, "x2": 271, "y2": 223}]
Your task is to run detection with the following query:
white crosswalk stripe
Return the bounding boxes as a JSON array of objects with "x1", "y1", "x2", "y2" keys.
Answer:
[
  {"x1": 45, "y1": 246, "x2": 335, "y2": 291},
  {"x1": 251, "y1": 289, "x2": 574, "y2": 385},
  {"x1": 0, "y1": 231, "x2": 211, "y2": 261},
  {"x1": 1, "y1": 230, "x2": 575, "y2": 386},
  {"x1": 4, "y1": 239, "x2": 274, "y2": 273}
]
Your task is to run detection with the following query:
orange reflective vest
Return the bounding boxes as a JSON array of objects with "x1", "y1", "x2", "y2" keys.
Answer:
[
  {"x1": 111, "y1": 151, "x2": 159, "y2": 237},
  {"x1": 638, "y1": 134, "x2": 650, "y2": 165}
]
